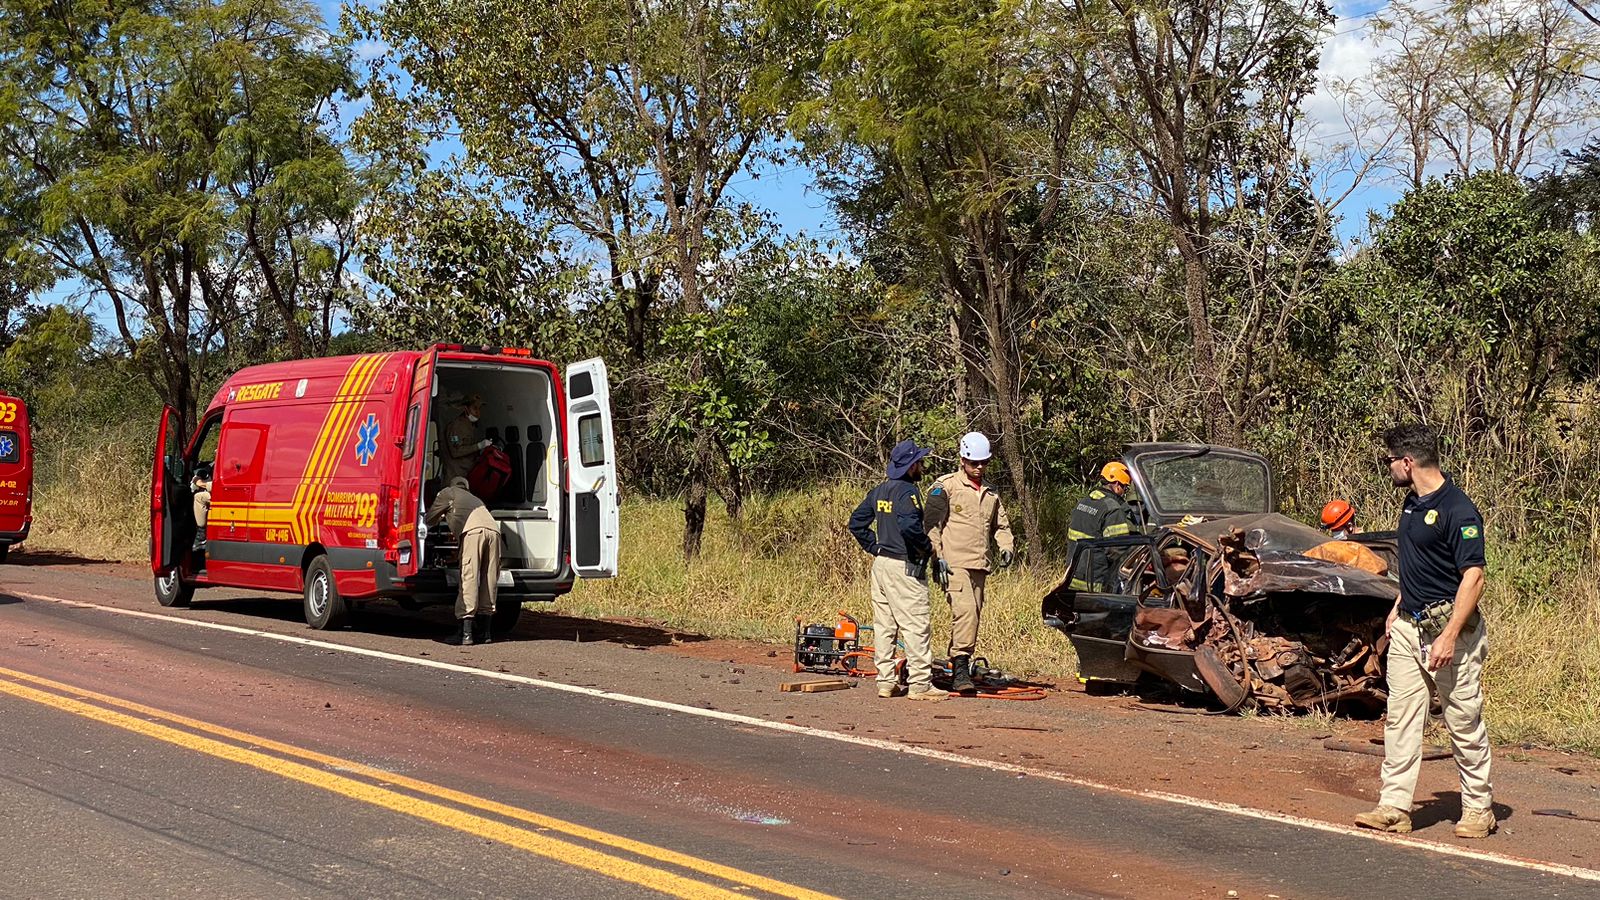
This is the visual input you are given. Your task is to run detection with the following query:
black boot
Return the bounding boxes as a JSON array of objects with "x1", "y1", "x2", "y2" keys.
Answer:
[
  {"x1": 950, "y1": 655, "x2": 976, "y2": 693},
  {"x1": 447, "y1": 617, "x2": 475, "y2": 646},
  {"x1": 474, "y1": 614, "x2": 493, "y2": 645}
]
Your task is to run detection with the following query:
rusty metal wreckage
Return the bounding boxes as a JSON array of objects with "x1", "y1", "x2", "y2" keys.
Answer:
[{"x1": 1043, "y1": 445, "x2": 1401, "y2": 715}]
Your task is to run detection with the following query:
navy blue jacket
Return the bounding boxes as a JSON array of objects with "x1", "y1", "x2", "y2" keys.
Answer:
[{"x1": 849, "y1": 478, "x2": 932, "y2": 563}]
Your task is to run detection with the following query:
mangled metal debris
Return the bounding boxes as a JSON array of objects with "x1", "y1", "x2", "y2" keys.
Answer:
[{"x1": 1042, "y1": 445, "x2": 1401, "y2": 715}]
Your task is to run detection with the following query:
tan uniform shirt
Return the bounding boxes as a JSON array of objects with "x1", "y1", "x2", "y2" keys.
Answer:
[
  {"x1": 442, "y1": 414, "x2": 482, "y2": 482},
  {"x1": 925, "y1": 472, "x2": 1014, "y2": 571},
  {"x1": 426, "y1": 485, "x2": 499, "y2": 537}
]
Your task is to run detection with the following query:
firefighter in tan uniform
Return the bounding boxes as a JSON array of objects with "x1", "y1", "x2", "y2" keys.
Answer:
[
  {"x1": 426, "y1": 477, "x2": 502, "y2": 646},
  {"x1": 925, "y1": 432, "x2": 1014, "y2": 693},
  {"x1": 191, "y1": 462, "x2": 213, "y2": 575},
  {"x1": 442, "y1": 393, "x2": 491, "y2": 483}
]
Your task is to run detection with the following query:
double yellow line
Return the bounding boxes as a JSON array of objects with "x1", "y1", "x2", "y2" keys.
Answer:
[{"x1": 0, "y1": 666, "x2": 833, "y2": 900}]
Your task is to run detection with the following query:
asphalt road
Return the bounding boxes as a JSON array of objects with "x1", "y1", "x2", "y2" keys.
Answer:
[{"x1": 2, "y1": 576, "x2": 1597, "y2": 898}]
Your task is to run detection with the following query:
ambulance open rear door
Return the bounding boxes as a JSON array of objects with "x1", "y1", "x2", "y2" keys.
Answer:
[{"x1": 564, "y1": 358, "x2": 618, "y2": 578}]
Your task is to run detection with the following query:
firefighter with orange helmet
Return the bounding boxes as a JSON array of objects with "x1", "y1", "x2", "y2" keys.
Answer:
[
  {"x1": 1320, "y1": 499, "x2": 1360, "y2": 540},
  {"x1": 1066, "y1": 461, "x2": 1136, "y2": 590}
]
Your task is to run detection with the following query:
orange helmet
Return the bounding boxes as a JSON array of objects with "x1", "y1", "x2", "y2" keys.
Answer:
[
  {"x1": 1320, "y1": 499, "x2": 1355, "y2": 531},
  {"x1": 1100, "y1": 461, "x2": 1132, "y2": 485}
]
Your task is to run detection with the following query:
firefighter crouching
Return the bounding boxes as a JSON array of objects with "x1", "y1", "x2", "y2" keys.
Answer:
[
  {"x1": 426, "y1": 477, "x2": 502, "y2": 646},
  {"x1": 848, "y1": 439, "x2": 946, "y2": 702},
  {"x1": 1066, "y1": 462, "x2": 1136, "y2": 590},
  {"x1": 925, "y1": 431, "x2": 1014, "y2": 693}
]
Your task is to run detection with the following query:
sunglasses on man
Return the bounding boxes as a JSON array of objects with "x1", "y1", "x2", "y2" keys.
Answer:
[{"x1": 1376, "y1": 454, "x2": 1407, "y2": 467}]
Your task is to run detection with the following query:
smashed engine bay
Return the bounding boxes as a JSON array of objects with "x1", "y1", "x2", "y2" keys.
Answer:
[{"x1": 1129, "y1": 514, "x2": 1399, "y2": 713}]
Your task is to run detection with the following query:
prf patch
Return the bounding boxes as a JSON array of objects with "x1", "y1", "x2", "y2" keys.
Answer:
[
  {"x1": 876, "y1": 500, "x2": 894, "y2": 513},
  {"x1": 1424, "y1": 509, "x2": 1439, "y2": 526},
  {"x1": 1461, "y1": 525, "x2": 1481, "y2": 540},
  {"x1": 229, "y1": 381, "x2": 283, "y2": 403}
]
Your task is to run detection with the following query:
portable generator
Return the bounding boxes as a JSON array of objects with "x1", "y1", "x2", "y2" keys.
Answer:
[{"x1": 792, "y1": 611, "x2": 878, "y2": 676}]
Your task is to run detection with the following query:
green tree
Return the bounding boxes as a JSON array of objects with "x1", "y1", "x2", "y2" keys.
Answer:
[
  {"x1": 354, "y1": 0, "x2": 796, "y2": 558},
  {"x1": 0, "y1": 0, "x2": 364, "y2": 440},
  {"x1": 782, "y1": 0, "x2": 1095, "y2": 542},
  {"x1": 1069, "y1": 0, "x2": 1334, "y2": 443},
  {"x1": 1369, "y1": 172, "x2": 1584, "y2": 439},
  {"x1": 353, "y1": 173, "x2": 589, "y2": 358}
]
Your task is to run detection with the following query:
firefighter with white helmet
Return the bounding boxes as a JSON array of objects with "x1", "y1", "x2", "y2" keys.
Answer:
[{"x1": 925, "y1": 431, "x2": 1014, "y2": 693}]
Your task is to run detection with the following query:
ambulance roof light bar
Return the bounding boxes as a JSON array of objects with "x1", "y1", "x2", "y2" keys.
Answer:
[{"x1": 431, "y1": 343, "x2": 534, "y2": 358}]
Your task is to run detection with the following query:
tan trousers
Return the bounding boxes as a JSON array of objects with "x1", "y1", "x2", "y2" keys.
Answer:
[
  {"x1": 945, "y1": 567, "x2": 987, "y2": 657},
  {"x1": 456, "y1": 526, "x2": 501, "y2": 619},
  {"x1": 870, "y1": 555, "x2": 933, "y2": 691},
  {"x1": 1379, "y1": 616, "x2": 1493, "y2": 811}
]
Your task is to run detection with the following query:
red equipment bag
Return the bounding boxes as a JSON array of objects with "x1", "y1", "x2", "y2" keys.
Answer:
[{"x1": 468, "y1": 445, "x2": 512, "y2": 500}]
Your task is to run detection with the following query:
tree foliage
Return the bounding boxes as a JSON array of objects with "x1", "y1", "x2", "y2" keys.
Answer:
[
  {"x1": 0, "y1": 0, "x2": 364, "y2": 439},
  {"x1": 3, "y1": 0, "x2": 1600, "y2": 570}
]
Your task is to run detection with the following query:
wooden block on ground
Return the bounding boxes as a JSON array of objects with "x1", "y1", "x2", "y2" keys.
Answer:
[
  {"x1": 1325, "y1": 738, "x2": 1451, "y2": 760},
  {"x1": 781, "y1": 679, "x2": 853, "y2": 693}
]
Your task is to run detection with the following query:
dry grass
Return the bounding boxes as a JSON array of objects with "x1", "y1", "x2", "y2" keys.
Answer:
[
  {"x1": 561, "y1": 486, "x2": 1072, "y2": 677},
  {"x1": 23, "y1": 444, "x2": 1600, "y2": 755},
  {"x1": 28, "y1": 422, "x2": 152, "y2": 562},
  {"x1": 1480, "y1": 578, "x2": 1600, "y2": 753}
]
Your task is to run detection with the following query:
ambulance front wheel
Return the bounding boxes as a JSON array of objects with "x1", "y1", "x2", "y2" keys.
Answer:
[
  {"x1": 0, "y1": 543, "x2": 9, "y2": 564},
  {"x1": 155, "y1": 569, "x2": 193, "y2": 607},
  {"x1": 303, "y1": 555, "x2": 349, "y2": 630}
]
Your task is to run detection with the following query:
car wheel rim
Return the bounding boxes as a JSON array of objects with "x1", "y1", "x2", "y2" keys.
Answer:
[
  {"x1": 158, "y1": 572, "x2": 177, "y2": 594},
  {"x1": 308, "y1": 572, "x2": 329, "y2": 619}
]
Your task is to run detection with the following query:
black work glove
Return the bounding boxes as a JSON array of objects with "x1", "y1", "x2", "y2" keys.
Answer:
[
  {"x1": 998, "y1": 549, "x2": 1015, "y2": 569},
  {"x1": 934, "y1": 559, "x2": 951, "y2": 590}
]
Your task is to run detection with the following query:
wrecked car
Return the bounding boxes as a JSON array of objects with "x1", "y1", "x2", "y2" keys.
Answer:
[{"x1": 1042, "y1": 444, "x2": 1399, "y2": 714}]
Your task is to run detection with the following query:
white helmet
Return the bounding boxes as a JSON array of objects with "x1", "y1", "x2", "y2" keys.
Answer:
[{"x1": 959, "y1": 431, "x2": 992, "y2": 461}]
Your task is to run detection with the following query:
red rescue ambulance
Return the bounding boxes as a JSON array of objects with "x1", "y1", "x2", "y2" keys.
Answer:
[
  {"x1": 0, "y1": 393, "x2": 32, "y2": 562},
  {"x1": 150, "y1": 347, "x2": 619, "y2": 630}
]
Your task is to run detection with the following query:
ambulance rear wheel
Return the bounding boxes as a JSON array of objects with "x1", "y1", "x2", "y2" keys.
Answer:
[
  {"x1": 491, "y1": 602, "x2": 523, "y2": 636},
  {"x1": 303, "y1": 555, "x2": 349, "y2": 630},
  {"x1": 0, "y1": 544, "x2": 9, "y2": 564},
  {"x1": 155, "y1": 569, "x2": 193, "y2": 608}
]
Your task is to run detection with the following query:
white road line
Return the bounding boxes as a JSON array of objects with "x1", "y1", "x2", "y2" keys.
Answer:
[{"x1": 13, "y1": 589, "x2": 1600, "y2": 884}]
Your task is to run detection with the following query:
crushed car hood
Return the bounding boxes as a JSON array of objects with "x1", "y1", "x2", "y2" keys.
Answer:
[{"x1": 1174, "y1": 513, "x2": 1399, "y2": 603}]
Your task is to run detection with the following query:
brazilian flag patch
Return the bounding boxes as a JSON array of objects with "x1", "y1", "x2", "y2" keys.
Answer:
[{"x1": 1461, "y1": 525, "x2": 1481, "y2": 540}]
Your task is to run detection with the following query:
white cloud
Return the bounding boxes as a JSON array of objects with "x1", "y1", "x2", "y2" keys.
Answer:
[{"x1": 353, "y1": 39, "x2": 390, "y2": 62}]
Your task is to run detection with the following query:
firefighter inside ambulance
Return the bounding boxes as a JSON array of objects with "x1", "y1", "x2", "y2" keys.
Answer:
[{"x1": 441, "y1": 393, "x2": 491, "y2": 485}]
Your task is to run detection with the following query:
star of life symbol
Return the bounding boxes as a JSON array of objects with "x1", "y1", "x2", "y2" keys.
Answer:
[
  {"x1": 0, "y1": 435, "x2": 12, "y2": 459},
  {"x1": 355, "y1": 414, "x2": 379, "y2": 466}
]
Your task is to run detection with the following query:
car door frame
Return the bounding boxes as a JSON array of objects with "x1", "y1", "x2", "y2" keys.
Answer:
[{"x1": 1042, "y1": 535, "x2": 1157, "y2": 685}]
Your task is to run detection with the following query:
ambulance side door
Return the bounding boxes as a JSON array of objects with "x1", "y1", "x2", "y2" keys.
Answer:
[
  {"x1": 212, "y1": 408, "x2": 269, "y2": 583},
  {"x1": 564, "y1": 358, "x2": 618, "y2": 578}
]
